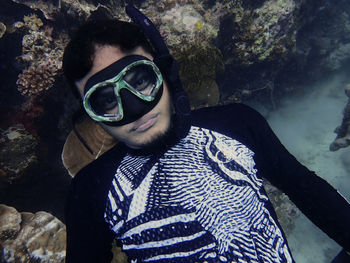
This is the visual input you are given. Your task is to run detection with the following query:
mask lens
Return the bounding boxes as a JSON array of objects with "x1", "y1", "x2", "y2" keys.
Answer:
[
  {"x1": 123, "y1": 64, "x2": 157, "y2": 96},
  {"x1": 83, "y1": 58, "x2": 163, "y2": 124},
  {"x1": 89, "y1": 83, "x2": 119, "y2": 116}
]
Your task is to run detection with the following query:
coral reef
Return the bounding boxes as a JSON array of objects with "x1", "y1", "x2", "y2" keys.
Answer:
[
  {"x1": 133, "y1": 1, "x2": 229, "y2": 108},
  {"x1": 325, "y1": 43, "x2": 350, "y2": 71},
  {"x1": 60, "y1": 0, "x2": 100, "y2": 21},
  {"x1": 0, "y1": 204, "x2": 66, "y2": 263},
  {"x1": 17, "y1": 62, "x2": 57, "y2": 96},
  {"x1": 15, "y1": 13, "x2": 69, "y2": 97},
  {"x1": 263, "y1": 180, "x2": 300, "y2": 236},
  {"x1": 0, "y1": 126, "x2": 38, "y2": 181},
  {"x1": 217, "y1": 0, "x2": 297, "y2": 66},
  {"x1": 136, "y1": 1, "x2": 248, "y2": 62},
  {"x1": 330, "y1": 84, "x2": 350, "y2": 151},
  {"x1": 176, "y1": 43, "x2": 224, "y2": 109},
  {"x1": 11, "y1": 0, "x2": 99, "y2": 21},
  {"x1": 11, "y1": 0, "x2": 326, "y2": 104},
  {"x1": 246, "y1": 0, "x2": 296, "y2": 62},
  {"x1": 150, "y1": 2, "x2": 217, "y2": 50},
  {"x1": 62, "y1": 117, "x2": 117, "y2": 177},
  {"x1": 288, "y1": 0, "x2": 350, "y2": 82},
  {"x1": 7, "y1": 0, "x2": 350, "y2": 105},
  {"x1": 11, "y1": 0, "x2": 60, "y2": 20},
  {"x1": 13, "y1": 98, "x2": 45, "y2": 136}
]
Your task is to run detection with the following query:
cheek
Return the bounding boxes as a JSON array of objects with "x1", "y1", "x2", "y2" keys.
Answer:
[
  {"x1": 99, "y1": 123, "x2": 129, "y2": 140},
  {"x1": 75, "y1": 79, "x2": 87, "y2": 98},
  {"x1": 160, "y1": 83, "x2": 171, "y2": 108}
]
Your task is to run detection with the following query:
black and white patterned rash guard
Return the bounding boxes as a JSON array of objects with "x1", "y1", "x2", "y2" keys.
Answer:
[
  {"x1": 65, "y1": 104, "x2": 350, "y2": 263},
  {"x1": 104, "y1": 126, "x2": 293, "y2": 263}
]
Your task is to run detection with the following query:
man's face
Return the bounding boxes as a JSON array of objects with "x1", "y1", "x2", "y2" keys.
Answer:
[{"x1": 75, "y1": 45, "x2": 173, "y2": 149}]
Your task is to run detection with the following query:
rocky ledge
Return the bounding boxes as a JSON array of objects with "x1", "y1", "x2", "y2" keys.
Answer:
[{"x1": 0, "y1": 204, "x2": 66, "y2": 263}]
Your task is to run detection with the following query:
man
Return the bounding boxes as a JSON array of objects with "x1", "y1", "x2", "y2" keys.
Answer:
[{"x1": 63, "y1": 5, "x2": 350, "y2": 263}]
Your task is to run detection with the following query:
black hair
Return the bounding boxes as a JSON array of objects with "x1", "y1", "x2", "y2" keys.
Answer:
[{"x1": 62, "y1": 19, "x2": 155, "y2": 98}]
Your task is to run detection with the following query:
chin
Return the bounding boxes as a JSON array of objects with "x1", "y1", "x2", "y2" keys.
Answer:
[{"x1": 128, "y1": 117, "x2": 174, "y2": 151}]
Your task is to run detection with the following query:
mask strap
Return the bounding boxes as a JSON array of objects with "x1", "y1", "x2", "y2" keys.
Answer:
[
  {"x1": 125, "y1": 4, "x2": 169, "y2": 57},
  {"x1": 126, "y1": 4, "x2": 192, "y2": 139}
]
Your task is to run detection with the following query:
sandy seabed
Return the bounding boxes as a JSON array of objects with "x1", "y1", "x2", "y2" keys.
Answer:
[{"x1": 254, "y1": 71, "x2": 350, "y2": 263}]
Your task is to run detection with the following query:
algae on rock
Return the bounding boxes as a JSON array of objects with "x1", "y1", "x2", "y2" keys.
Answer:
[{"x1": 176, "y1": 43, "x2": 224, "y2": 108}]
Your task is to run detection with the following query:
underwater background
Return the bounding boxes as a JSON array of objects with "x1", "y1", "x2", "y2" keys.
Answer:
[{"x1": 0, "y1": 0, "x2": 349, "y2": 262}]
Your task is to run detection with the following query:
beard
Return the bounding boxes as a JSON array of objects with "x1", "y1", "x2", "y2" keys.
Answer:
[{"x1": 128, "y1": 115, "x2": 178, "y2": 156}]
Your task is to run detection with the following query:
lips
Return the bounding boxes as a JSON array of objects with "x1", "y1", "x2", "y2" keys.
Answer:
[{"x1": 131, "y1": 113, "x2": 158, "y2": 132}]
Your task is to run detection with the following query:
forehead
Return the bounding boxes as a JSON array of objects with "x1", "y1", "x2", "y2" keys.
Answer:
[{"x1": 75, "y1": 45, "x2": 153, "y2": 97}]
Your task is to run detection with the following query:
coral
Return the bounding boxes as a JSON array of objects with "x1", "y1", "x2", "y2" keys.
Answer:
[
  {"x1": 0, "y1": 126, "x2": 38, "y2": 181},
  {"x1": 11, "y1": 0, "x2": 60, "y2": 20},
  {"x1": 248, "y1": 0, "x2": 296, "y2": 62},
  {"x1": 23, "y1": 13, "x2": 43, "y2": 30},
  {"x1": 0, "y1": 204, "x2": 66, "y2": 263},
  {"x1": 60, "y1": 0, "x2": 99, "y2": 21},
  {"x1": 330, "y1": 84, "x2": 350, "y2": 151},
  {"x1": 176, "y1": 43, "x2": 224, "y2": 108},
  {"x1": 9, "y1": 97, "x2": 45, "y2": 138},
  {"x1": 16, "y1": 14, "x2": 69, "y2": 97},
  {"x1": 159, "y1": 3, "x2": 217, "y2": 49},
  {"x1": 17, "y1": 61, "x2": 57, "y2": 96},
  {"x1": 224, "y1": 0, "x2": 297, "y2": 66},
  {"x1": 11, "y1": 0, "x2": 100, "y2": 20},
  {"x1": 263, "y1": 180, "x2": 300, "y2": 236},
  {"x1": 325, "y1": 43, "x2": 350, "y2": 71},
  {"x1": 0, "y1": 22, "x2": 6, "y2": 38},
  {"x1": 287, "y1": 0, "x2": 350, "y2": 83},
  {"x1": 11, "y1": 0, "x2": 299, "y2": 101},
  {"x1": 0, "y1": 205, "x2": 21, "y2": 241},
  {"x1": 137, "y1": 1, "x2": 220, "y2": 52}
]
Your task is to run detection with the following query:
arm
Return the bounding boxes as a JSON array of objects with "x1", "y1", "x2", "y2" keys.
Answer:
[
  {"x1": 65, "y1": 173, "x2": 114, "y2": 263},
  {"x1": 251, "y1": 109, "x2": 350, "y2": 252}
]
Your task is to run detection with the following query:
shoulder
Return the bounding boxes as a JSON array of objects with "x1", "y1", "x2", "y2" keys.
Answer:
[
  {"x1": 189, "y1": 104, "x2": 267, "y2": 152},
  {"x1": 69, "y1": 144, "x2": 126, "y2": 200},
  {"x1": 192, "y1": 103, "x2": 266, "y2": 124},
  {"x1": 191, "y1": 103, "x2": 268, "y2": 134}
]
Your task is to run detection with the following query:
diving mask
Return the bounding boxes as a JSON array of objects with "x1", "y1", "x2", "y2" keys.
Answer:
[{"x1": 83, "y1": 55, "x2": 163, "y2": 126}]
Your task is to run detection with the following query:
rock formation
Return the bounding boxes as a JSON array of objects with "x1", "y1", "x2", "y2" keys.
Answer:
[
  {"x1": 0, "y1": 204, "x2": 66, "y2": 263},
  {"x1": 264, "y1": 181, "x2": 300, "y2": 236},
  {"x1": 2, "y1": 0, "x2": 349, "y2": 107},
  {"x1": 0, "y1": 22, "x2": 5, "y2": 38},
  {"x1": 330, "y1": 84, "x2": 350, "y2": 151},
  {"x1": 0, "y1": 126, "x2": 38, "y2": 181}
]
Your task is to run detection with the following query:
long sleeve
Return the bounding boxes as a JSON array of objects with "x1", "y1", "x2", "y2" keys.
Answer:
[
  {"x1": 192, "y1": 103, "x2": 350, "y2": 251},
  {"x1": 64, "y1": 145, "x2": 126, "y2": 263},
  {"x1": 65, "y1": 172, "x2": 115, "y2": 263},
  {"x1": 250, "y1": 109, "x2": 350, "y2": 252}
]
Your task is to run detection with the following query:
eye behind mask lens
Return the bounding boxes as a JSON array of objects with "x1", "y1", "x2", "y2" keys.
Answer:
[
  {"x1": 123, "y1": 64, "x2": 157, "y2": 96},
  {"x1": 89, "y1": 84, "x2": 119, "y2": 115}
]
